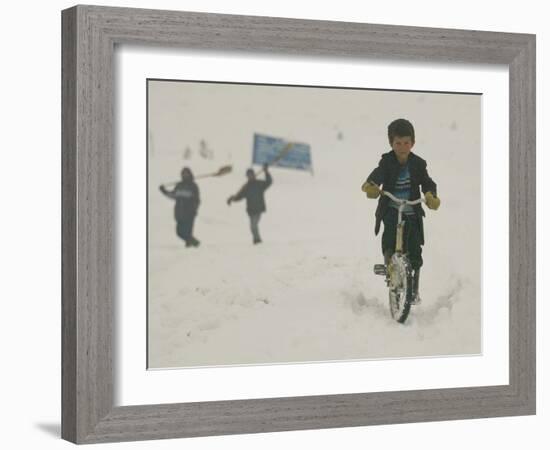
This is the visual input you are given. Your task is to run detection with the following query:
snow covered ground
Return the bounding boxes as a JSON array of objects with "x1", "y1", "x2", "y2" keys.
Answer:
[{"x1": 147, "y1": 81, "x2": 482, "y2": 369}]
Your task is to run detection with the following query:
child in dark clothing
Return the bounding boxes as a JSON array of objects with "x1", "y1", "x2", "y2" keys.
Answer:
[
  {"x1": 227, "y1": 164, "x2": 272, "y2": 244},
  {"x1": 159, "y1": 167, "x2": 201, "y2": 247},
  {"x1": 362, "y1": 119, "x2": 440, "y2": 302}
]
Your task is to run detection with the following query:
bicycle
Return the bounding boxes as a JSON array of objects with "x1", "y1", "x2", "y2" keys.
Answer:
[{"x1": 373, "y1": 191, "x2": 425, "y2": 324}]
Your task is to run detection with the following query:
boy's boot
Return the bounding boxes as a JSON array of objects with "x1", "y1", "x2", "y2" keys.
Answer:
[{"x1": 411, "y1": 268, "x2": 421, "y2": 305}]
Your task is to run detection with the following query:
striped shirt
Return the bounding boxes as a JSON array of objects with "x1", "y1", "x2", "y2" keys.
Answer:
[{"x1": 390, "y1": 163, "x2": 415, "y2": 215}]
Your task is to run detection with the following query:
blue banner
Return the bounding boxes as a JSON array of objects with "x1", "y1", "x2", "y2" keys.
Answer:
[{"x1": 252, "y1": 133, "x2": 312, "y2": 172}]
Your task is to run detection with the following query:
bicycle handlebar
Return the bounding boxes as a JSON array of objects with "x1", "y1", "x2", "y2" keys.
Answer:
[{"x1": 380, "y1": 190, "x2": 425, "y2": 205}]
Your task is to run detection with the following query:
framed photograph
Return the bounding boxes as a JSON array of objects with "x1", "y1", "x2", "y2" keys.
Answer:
[{"x1": 62, "y1": 5, "x2": 535, "y2": 444}]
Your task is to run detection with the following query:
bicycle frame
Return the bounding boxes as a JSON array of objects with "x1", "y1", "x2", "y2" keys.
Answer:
[{"x1": 380, "y1": 190, "x2": 424, "y2": 253}]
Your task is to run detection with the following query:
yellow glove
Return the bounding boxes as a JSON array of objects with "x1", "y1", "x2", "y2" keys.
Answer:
[
  {"x1": 362, "y1": 181, "x2": 380, "y2": 199},
  {"x1": 425, "y1": 191, "x2": 440, "y2": 210}
]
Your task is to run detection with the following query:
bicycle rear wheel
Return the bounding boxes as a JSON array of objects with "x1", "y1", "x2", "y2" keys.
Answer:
[{"x1": 388, "y1": 254, "x2": 414, "y2": 323}]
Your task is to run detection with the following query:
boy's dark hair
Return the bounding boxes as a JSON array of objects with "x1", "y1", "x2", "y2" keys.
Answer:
[{"x1": 388, "y1": 118, "x2": 415, "y2": 144}]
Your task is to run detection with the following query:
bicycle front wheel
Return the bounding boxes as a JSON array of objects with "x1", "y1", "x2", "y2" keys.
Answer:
[{"x1": 388, "y1": 254, "x2": 414, "y2": 324}]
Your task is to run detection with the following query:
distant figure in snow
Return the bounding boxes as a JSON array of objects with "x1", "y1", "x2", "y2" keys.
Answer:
[
  {"x1": 361, "y1": 118, "x2": 440, "y2": 303},
  {"x1": 227, "y1": 164, "x2": 272, "y2": 244},
  {"x1": 199, "y1": 139, "x2": 213, "y2": 159},
  {"x1": 159, "y1": 167, "x2": 200, "y2": 247},
  {"x1": 183, "y1": 146, "x2": 192, "y2": 160}
]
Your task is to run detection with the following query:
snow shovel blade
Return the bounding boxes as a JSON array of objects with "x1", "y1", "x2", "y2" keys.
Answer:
[
  {"x1": 194, "y1": 165, "x2": 233, "y2": 179},
  {"x1": 255, "y1": 142, "x2": 295, "y2": 175},
  {"x1": 269, "y1": 142, "x2": 294, "y2": 166},
  {"x1": 214, "y1": 165, "x2": 232, "y2": 176}
]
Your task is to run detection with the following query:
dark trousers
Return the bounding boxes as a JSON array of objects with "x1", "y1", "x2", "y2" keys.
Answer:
[
  {"x1": 248, "y1": 213, "x2": 262, "y2": 242},
  {"x1": 381, "y1": 208, "x2": 423, "y2": 270},
  {"x1": 176, "y1": 216, "x2": 196, "y2": 244}
]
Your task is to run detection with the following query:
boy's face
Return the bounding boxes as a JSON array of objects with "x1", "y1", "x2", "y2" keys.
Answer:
[{"x1": 391, "y1": 135, "x2": 414, "y2": 161}]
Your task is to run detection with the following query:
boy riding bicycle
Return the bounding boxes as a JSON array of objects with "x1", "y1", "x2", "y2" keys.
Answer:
[{"x1": 362, "y1": 118, "x2": 441, "y2": 303}]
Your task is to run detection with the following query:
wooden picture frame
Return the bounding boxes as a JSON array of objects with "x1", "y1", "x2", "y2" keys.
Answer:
[{"x1": 61, "y1": 5, "x2": 535, "y2": 444}]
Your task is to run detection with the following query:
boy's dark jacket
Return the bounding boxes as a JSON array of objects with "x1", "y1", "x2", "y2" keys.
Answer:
[{"x1": 366, "y1": 150, "x2": 437, "y2": 245}]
